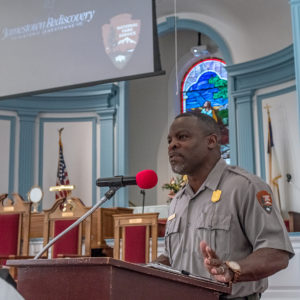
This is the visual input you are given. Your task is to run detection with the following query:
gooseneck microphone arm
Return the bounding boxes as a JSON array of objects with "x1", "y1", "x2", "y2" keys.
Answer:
[
  {"x1": 34, "y1": 186, "x2": 120, "y2": 259},
  {"x1": 96, "y1": 175, "x2": 136, "y2": 187}
]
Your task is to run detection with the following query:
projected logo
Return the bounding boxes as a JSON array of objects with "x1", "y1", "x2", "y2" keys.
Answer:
[{"x1": 102, "y1": 14, "x2": 141, "y2": 69}]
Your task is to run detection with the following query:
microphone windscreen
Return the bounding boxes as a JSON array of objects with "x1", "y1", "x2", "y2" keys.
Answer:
[{"x1": 136, "y1": 170, "x2": 158, "y2": 189}]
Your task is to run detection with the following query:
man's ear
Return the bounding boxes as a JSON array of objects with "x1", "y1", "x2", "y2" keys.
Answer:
[{"x1": 207, "y1": 134, "x2": 218, "y2": 150}]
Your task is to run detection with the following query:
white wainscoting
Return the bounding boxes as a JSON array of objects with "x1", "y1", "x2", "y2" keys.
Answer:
[{"x1": 261, "y1": 234, "x2": 300, "y2": 300}]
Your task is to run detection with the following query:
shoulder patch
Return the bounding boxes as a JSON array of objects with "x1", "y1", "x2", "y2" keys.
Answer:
[{"x1": 256, "y1": 190, "x2": 272, "y2": 213}]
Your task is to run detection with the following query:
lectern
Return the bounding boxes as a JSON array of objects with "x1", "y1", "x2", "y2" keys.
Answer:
[{"x1": 7, "y1": 257, "x2": 231, "y2": 300}]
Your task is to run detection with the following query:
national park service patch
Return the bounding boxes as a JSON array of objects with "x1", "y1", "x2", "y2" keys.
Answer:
[{"x1": 256, "y1": 190, "x2": 273, "y2": 213}]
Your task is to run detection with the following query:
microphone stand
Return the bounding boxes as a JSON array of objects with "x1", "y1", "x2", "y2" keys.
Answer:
[
  {"x1": 34, "y1": 186, "x2": 120, "y2": 259},
  {"x1": 141, "y1": 190, "x2": 145, "y2": 213}
]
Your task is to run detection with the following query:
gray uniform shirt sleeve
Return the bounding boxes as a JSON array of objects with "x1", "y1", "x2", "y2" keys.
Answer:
[{"x1": 240, "y1": 178, "x2": 294, "y2": 257}]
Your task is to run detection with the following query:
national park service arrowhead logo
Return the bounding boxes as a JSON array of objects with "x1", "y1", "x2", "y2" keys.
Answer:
[
  {"x1": 102, "y1": 13, "x2": 141, "y2": 69},
  {"x1": 256, "y1": 190, "x2": 273, "y2": 213}
]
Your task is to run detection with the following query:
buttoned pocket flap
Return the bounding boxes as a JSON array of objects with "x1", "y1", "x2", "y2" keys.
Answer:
[
  {"x1": 212, "y1": 215, "x2": 231, "y2": 230},
  {"x1": 196, "y1": 213, "x2": 231, "y2": 230},
  {"x1": 196, "y1": 213, "x2": 211, "y2": 229}
]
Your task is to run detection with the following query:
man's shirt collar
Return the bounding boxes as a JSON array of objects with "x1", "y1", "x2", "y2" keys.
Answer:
[{"x1": 183, "y1": 158, "x2": 228, "y2": 198}]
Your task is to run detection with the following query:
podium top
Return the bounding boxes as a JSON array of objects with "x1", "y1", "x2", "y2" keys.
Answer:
[{"x1": 8, "y1": 257, "x2": 231, "y2": 295}]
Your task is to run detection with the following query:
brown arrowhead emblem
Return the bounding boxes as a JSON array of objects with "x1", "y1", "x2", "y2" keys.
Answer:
[
  {"x1": 256, "y1": 190, "x2": 273, "y2": 214},
  {"x1": 102, "y1": 13, "x2": 141, "y2": 69}
]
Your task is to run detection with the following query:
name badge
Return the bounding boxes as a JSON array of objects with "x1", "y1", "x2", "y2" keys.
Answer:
[{"x1": 168, "y1": 213, "x2": 176, "y2": 221}]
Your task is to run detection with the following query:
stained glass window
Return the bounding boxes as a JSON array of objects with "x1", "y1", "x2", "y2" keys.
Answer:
[{"x1": 181, "y1": 58, "x2": 230, "y2": 162}]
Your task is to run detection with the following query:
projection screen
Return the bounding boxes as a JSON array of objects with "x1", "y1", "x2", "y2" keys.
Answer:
[{"x1": 0, "y1": 0, "x2": 162, "y2": 99}]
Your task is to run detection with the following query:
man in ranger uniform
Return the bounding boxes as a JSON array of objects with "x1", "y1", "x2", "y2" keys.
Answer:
[{"x1": 156, "y1": 111, "x2": 294, "y2": 300}]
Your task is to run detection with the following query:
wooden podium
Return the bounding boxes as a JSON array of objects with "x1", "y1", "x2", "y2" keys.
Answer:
[{"x1": 8, "y1": 257, "x2": 231, "y2": 300}]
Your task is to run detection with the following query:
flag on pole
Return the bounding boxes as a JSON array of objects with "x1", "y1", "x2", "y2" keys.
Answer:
[
  {"x1": 55, "y1": 128, "x2": 70, "y2": 200},
  {"x1": 266, "y1": 106, "x2": 282, "y2": 213}
]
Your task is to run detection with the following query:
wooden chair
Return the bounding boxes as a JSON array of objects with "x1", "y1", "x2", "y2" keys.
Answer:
[
  {"x1": 288, "y1": 211, "x2": 300, "y2": 232},
  {"x1": 91, "y1": 207, "x2": 133, "y2": 257},
  {"x1": 113, "y1": 213, "x2": 159, "y2": 263},
  {"x1": 42, "y1": 197, "x2": 92, "y2": 258},
  {"x1": 0, "y1": 193, "x2": 32, "y2": 278}
]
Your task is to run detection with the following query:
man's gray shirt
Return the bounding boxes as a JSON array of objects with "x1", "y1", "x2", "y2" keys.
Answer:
[{"x1": 163, "y1": 159, "x2": 294, "y2": 298}]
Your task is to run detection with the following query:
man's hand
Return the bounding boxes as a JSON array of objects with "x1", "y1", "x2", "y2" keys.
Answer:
[
  {"x1": 200, "y1": 241, "x2": 291, "y2": 283},
  {"x1": 200, "y1": 241, "x2": 233, "y2": 283}
]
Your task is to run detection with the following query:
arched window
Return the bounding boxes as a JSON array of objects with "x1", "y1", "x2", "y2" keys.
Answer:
[{"x1": 181, "y1": 58, "x2": 230, "y2": 162}]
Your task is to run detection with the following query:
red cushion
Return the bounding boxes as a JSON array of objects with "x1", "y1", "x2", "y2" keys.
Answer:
[
  {"x1": 124, "y1": 226, "x2": 146, "y2": 263},
  {"x1": 0, "y1": 214, "x2": 19, "y2": 256},
  {"x1": 53, "y1": 220, "x2": 79, "y2": 258}
]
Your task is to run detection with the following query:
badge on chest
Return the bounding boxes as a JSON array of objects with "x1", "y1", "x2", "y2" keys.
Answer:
[{"x1": 211, "y1": 190, "x2": 222, "y2": 203}]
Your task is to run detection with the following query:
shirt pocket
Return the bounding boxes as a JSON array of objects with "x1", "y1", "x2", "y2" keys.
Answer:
[
  {"x1": 165, "y1": 217, "x2": 181, "y2": 264},
  {"x1": 196, "y1": 213, "x2": 231, "y2": 259}
]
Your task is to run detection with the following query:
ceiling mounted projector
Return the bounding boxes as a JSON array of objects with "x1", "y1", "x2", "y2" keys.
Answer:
[{"x1": 190, "y1": 45, "x2": 210, "y2": 57}]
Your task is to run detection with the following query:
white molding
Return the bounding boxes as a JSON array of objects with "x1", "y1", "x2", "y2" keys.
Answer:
[{"x1": 262, "y1": 235, "x2": 300, "y2": 299}]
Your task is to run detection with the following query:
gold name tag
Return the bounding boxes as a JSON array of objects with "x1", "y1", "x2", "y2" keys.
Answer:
[
  {"x1": 62, "y1": 212, "x2": 74, "y2": 217},
  {"x1": 168, "y1": 213, "x2": 176, "y2": 221},
  {"x1": 129, "y1": 218, "x2": 142, "y2": 224},
  {"x1": 4, "y1": 206, "x2": 14, "y2": 212}
]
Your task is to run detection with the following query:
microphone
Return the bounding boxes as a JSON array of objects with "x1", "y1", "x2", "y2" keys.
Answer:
[{"x1": 96, "y1": 169, "x2": 158, "y2": 189}]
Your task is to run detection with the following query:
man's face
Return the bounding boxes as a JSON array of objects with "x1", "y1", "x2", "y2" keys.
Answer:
[{"x1": 167, "y1": 116, "x2": 210, "y2": 175}]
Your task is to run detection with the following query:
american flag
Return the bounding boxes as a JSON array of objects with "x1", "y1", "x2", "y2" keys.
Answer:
[
  {"x1": 55, "y1": 128, "x2": 70, "y2": 200},
  {"x1": 266, "y1": 106, "x2": 282, "y2": 213}
]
